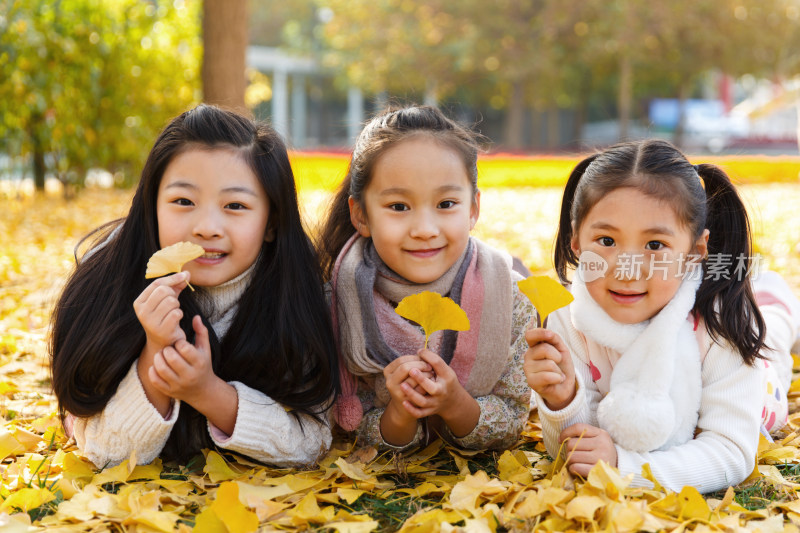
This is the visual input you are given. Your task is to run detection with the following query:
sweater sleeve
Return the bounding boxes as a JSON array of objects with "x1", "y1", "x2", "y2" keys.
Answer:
[
  {"x1": 614, "y1": 341, "x2": 763, "y2": 493},
  {"x1": 445, "y1": 283, "x2": 536, "y2": 450},
  {"x1": 533, "y1": 307, "x2": 602, "y2": 458},
  {"x1": 71, "y1": 360, "x2": 180, "y2": 468},
  {"x1": 207, "y1": 382, "x2": 332, "y2": 467}
]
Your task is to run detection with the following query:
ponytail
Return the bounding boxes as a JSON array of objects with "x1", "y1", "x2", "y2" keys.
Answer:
[
  {"x1": 554, "y1": 154, "x2": 599, "y2": 283},
  {"x1": 318, "y1": 175, "x2": 356, "y2": 281},
  {"x1": 694, "y1": 163, "x2": 765, "y2": 364}
]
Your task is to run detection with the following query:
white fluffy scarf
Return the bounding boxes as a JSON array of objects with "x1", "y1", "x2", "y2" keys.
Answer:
[{"x1": 570, "y1": 273, "x2": 703, "y2": 452}]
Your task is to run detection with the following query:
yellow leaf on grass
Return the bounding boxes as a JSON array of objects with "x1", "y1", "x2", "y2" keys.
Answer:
[
  {"x1": 209, "y1": 482, "x2": 258, "y2": 533},
  {"x1": 497, "y1": 450, "x2": 533, "y2": 485},
  {"x1": 204, "y1": 451, "x2": 243, "y2": 483},
  {"x1": 517, "y1": 276, "x2": 574, "y2": 325},
  {"x1": 449, "y1": 471, "x2": 507, "y2": 513},
  {"x1": 676, "y1": 486, "x2": 712, "y2": 521},
  {"x1": 92, "y1": 459, "x2": 133, "y2": 485},
  {"x1": 0, "y1": 428, "x2": 24, "y2": 462},
  {"x1": 337, "y1": 488, "x2": 366, "y2": 504},
  {"x1": 194, "y1": 507, "x2": 227, "y2": 533},
  {"x1": 395, "y1": 291, "x2": 470, "y2": 348},
  {"x1": 334, "y1": 457, "x2": 373, "y2": 481},
  {"x1": 327, "y1": 519, "x2": 380, "y2": 533},
  {"x1": 565, "y1": 495, "x2": 606, "y2": 521},
  {"x1": 145, "y1": 241, "x2": 204, "y2": 286},
  {"x1": 0, "y1": 487, "x2": 55, "y2": 512}
]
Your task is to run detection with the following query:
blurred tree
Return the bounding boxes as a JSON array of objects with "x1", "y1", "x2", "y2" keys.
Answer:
[
  {"x1": 0, "y1": 0, "x2": 200, "y2": 194},
  {"x1": 203, "y1": 0, "x2": 248, "y2": 112}
]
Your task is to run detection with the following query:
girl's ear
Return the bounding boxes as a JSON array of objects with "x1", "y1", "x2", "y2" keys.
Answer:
[
  {"x1": 264, "y1": 225, "x2": 276, "y2": 243},
  {"x1": 570, "y1": 223, "x2": 580, "y2": 255},
  {"x1": 469, "y1": 190, "x2": 481, "y2": 230},
  {"x1": 693, "y1": 228, "x2": 710, "y2": 259},
  {"x1": 348, "y1": 196, "x2": 370, "y2": 237}
]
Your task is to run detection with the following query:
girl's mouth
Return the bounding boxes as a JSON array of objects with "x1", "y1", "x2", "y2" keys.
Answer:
[
  {"x1": 195, "y1": 251, "x2": 227, "y2": 264},
  {"x1": 406, "y1": 247, "x2": 442, "y2": 259},
  {"x1": 609, "y1": 290, "x2": 645, "y2": 304}
]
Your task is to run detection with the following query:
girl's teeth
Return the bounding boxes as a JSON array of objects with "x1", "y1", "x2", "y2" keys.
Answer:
[{"x1": 202, "y1": 252, "x2": 224, "y2": 259}]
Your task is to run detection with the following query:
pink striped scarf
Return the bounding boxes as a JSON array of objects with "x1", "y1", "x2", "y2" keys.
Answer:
[{"x1": 331, "y1": 234, "x2": 515, "y2": 431}]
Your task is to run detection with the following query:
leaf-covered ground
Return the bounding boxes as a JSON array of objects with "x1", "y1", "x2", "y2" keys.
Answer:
[{"x1": 2, "y1": 184, "x2": 800, "y2": 532}]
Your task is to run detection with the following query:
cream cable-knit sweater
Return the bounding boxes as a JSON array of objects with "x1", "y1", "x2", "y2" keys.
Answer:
[
  {"x1": 535, "y1": 305, "x2": 764, "y2": 494},
  {"x1": 72, "y1": 267, "x2": 332, "y2": 468}
]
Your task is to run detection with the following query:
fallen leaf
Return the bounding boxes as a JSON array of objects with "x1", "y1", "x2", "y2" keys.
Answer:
[
  {"x1": 395, "y1": 291, "x2": 470, "y2": 348},
  {"x1": 517, "y1": 276, "x2": 574, "y2": 327},
  {"x1": 210, "y1": 482, "x2": 259, "y2": 533}
]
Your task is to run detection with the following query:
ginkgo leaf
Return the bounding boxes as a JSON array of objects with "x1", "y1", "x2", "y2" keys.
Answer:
[
  {"x1": 395, "y1": 291, "x2": 470, "y2": 348},
  {"x1": 145, "y1": 241, "x2": 204, "y2": 290},
  {"x1": 210, "y1": 482, "x2": 259, "y2": 533},
  {"x1": 517, "y1": 276, "x2": 574, "y2": 327}
]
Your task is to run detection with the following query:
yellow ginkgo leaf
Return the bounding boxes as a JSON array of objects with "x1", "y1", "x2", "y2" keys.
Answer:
[
  {"x1": 395, "y1": 291, "x2": 470, "y2": 348},
  {"x1": 517, "y1": 276, "x2": 574, "y2": 327},
  {"x1": 145, "y1": 241, "x2": 204, "y2": 290},
  {"x1": 210, "y1": 482, "x2": 259, "y2": 533}
]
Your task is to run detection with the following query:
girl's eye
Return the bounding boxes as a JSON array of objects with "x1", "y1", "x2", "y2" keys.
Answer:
[
  {"x1": 646, "y1": 241, "x2": 664, "y2": 251},
  {"x1": 226, "y1": 202, "x2": 247, "y2": 210},
  {"x1": 438, "y1": 200, "x2": 456, "y2": 209},
  {"x1": 388, "y1": 203, "x2": 409, "y2": 212},
  {"x1": 172, "y1": 198, "x2": 193, "y2": 207},
  {"x1": 599, "y1": 237, "x2": 614, "y2": 247}
]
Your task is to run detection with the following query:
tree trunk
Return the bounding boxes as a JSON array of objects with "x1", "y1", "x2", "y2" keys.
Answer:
[
  {"x1": 617, "y1": 53, "x2": 632, "y2": 141},
  {"x1": 673, "y1": 81, "x2": 690, "y2": 149},
  {"x1": 202, "y1": 0, "x2": 248, "y2": 114},
  {"x1": 546, "y1": 108, "x2": 560, "y2": 149},
  {"x1": 504, "y1": 80, "x2": 525, "y2": 149},
  {"x1": 31, "y1": 128, "x2": 46, "y2": 192}
]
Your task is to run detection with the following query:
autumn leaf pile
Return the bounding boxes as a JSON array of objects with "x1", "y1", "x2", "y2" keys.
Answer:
[{"x1": 3, "y1": 185, "x2": 800, "y2": 532}]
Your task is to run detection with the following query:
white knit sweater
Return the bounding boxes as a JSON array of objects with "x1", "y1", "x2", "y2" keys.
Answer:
[
  {"x1": 71, "y1": 268, "x2": 332, "y2": 468},
  {"x1": 535, "y1": 304, "x2": 764, "y2": 494}
]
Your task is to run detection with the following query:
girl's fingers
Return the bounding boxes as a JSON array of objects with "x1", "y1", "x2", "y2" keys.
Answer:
[
  {"x1": 559, "y1": 423, "x2": 597, "y2": 443},
  {"x1": 192, "y1": 315, "x2": 210, "y2": 352},
  {"x1": 161, "y1": 346, "x2": 191, "y2": 375},
  {"x1": 401, "y1": 381, "x2": 434, "y2": 407},
  {"x1": 148, "y1": 366, "x2": 172, "y2": 393},
  {"x1": 152, "y1": 350, "x2": 181, "y2": 383},
  {"x1": 528, "y1": 371, "x2": 566, "y2": 389},
  {"x1": 525, "y1": 327, "x2": 555, "y2": 346}
]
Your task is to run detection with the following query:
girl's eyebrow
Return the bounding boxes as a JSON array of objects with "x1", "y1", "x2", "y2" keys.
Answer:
[
  {"x1": 589, "y1": 221, "x2": 675, "y2": 236},
  {"x1": 643, "y1": 226, "x2": 675, "y2": 236},
  {"x1": 378, "y1": 184, "x2": 465, "y2": 196},
  {"x1": 163, "y1": 181, "x2": 258, "y2": 196}
]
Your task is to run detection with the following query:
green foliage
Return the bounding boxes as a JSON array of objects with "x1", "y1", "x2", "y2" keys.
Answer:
[{"x1": 0, "y1": 0, "x2": 201, "y2": 191}]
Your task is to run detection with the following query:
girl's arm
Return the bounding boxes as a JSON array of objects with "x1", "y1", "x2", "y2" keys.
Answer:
[
  {"x1": 613, "y1": 341, "x2": 762, "y2": 494},
  {"x1": 206, "y1": 382, "x2": 332, "y2": 467},
  {"x1": 533, "y1": 306, "x2": 603, "y2": 458},
  {"x1": 71, "y1": 360, "x2": 180, "y2": 467}
]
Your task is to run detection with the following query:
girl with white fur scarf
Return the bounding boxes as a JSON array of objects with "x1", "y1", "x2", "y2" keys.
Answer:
[{"x1": 525, "y1": 140, "x2": 798, "y2": 493}]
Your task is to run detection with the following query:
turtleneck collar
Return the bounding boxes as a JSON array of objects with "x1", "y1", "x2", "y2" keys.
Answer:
[{"x1": 197, "y1": 260, "x2": 257, "y2": 336}]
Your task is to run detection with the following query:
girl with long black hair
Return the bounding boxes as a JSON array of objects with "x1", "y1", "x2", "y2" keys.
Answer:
[{"x1": 51, "y1": 104, "x2": 338, "y2": 467}]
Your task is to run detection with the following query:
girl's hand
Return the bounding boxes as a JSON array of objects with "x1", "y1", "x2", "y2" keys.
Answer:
[
  {"x1": 383, "y1": 355, "x2": 433, "y2": 421},
  {"x1": 149, "y1": 315, "x2": 216, "y2": 405},
  {"x1": 559, "y1": 423, "x2": 617, "y2": 478},
  {"x1": 524, "y1": 328, "x2": 576, "y2": 410},
  {"x1": 133, "y1": 272, "x2": 190, "y2": 349},
  {"x1": 400, "y1": 349, "x2": 480, "y2": 438}
]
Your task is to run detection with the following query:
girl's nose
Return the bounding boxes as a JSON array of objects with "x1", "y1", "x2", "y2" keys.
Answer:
[
  {"x1": 409, "y1": 210, "x2": 440, "y2": 240},
  {"x1": 192, "y1": 210, "x2": 223, "y2": 239}
]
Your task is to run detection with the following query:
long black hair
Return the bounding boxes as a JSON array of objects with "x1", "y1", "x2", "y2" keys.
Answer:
[
  {"x1": 50, "y1": 104, "x2": 339, "y2": 461},
  {"x1": 317, "y1": 105, "x2": 483, "y2": 280},
  {"x1": 554, "y1": 139, "x2": 765, "y2": 365}
]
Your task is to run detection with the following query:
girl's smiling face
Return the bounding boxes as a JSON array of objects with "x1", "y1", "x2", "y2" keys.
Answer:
[
  {"x1": 572, "y1": 187, "x2": 709, "y2": 324},
  {"x1": 349, "y1": 135, "x2": 479, "y2": 284},
  {"x1": 157, "y1": 147, "x2": 271, "y2": 287}
]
